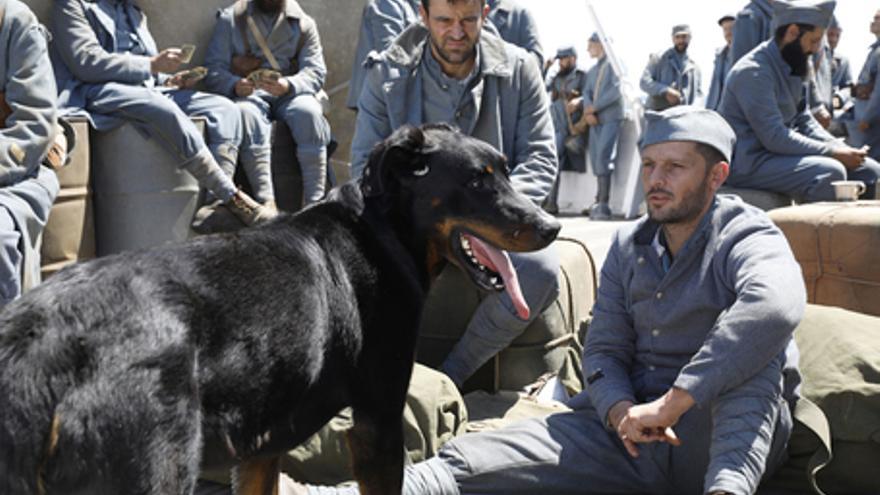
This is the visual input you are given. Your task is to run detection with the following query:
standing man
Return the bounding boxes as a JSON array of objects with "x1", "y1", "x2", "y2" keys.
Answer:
[
  {"x1": 545, "y1": 45, "x2": 586, "y2": 214},
  {"x1": 351, "y1": 0, "x2": 559, "y2": 389},
  {"x1": 347, "y1": 0, "x2": 420, "y2": 110},
  {"x1": 580, "y1": 32, "x2": 625, "y2": 220},
  {"x1": 485, "y1": 0, "x2": 543, "y2": 70},
  {"x1": 731, "y1": 0, "x2": 773, "y2": 64},
  {"x1": 706, "y1": 14, "x2": 735, "y2": 111},
  {"x1": 852, "y1": 9, "x2": 880, "y2": 161},
  {"x1": 640, "y1": 24, "x2": 702, "y2": 111},
  {"x1": 0, "y1": 0, "x2": 63, "y2": 304},
  {"x1": 827, "y1": 17, "x2": 853, "y2": 104},
  {"x1": 205, "y1": 0, "x2": 333, "y2": 207},
  {"x1": 51, "y1": 0, "x2": 274, "y2": 227},
  {"x1": 302, "y1": 106, "x2": 805, "y2": 495},
  {"x1": 720, "y1": 0, "x2": 880, "y2": 201}
]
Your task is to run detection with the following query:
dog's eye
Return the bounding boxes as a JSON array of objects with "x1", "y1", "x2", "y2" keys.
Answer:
[{"x1": 468, "y1": 176, "x2": 484, "y2": 189}]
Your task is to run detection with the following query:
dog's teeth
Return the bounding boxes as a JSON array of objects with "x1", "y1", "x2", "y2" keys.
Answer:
[
  {"x1": 462, "y1": 237, "x2": 470, "y2": 248},
  {"x1": 479, "y1": 265, "x2": 486, "y2": 272},
  {"x1": 490, "y1": 276, "x2": 499, "y2": 285}
]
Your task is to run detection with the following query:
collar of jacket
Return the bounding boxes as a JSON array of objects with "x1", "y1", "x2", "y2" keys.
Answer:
[
  {"x1": 752, "y1": 0, "x2": 773, "y2": 18},
  {"x1": 633, "y1": 196, "x2": 719, "y2": 251},
  {"x1": 245, "y1": 0, "x2": 307, "y2": 20},
  {"x1": 384, "y1": 23, "x2": 513, "y2": 78}
]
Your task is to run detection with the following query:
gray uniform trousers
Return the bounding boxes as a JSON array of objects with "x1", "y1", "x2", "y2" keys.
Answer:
[
  {"x1": 587, "y1": 119, "x2": 621, "y2": 178},
  {"x1": 309, "y1": 361, "x2": 791, "y2": 495},
  {"x1": 440, "y1": 246, "x2": 560, "y2": 388},
  {"x1": 237, "y1": 91, "x2": 332, "y2": 204},
  {"x1": 83, "y1": 83, "x2": 243, "y2": 200}
]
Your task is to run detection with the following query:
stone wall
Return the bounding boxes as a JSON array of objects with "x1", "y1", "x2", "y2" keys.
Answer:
[{"x1": 24, "y1": 0, "x2": 366, "y2": 167}]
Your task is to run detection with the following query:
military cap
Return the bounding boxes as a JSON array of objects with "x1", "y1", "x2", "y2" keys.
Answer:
[
  {"x1": 772, "y1": 0, "x2": 836, "y2": 30},
  {"x1": 672, "y1": 24, "x2": 691, "y2": 36},
  {"x1": 717, "y1": 14, "x2": 735, "y2": 25},
  {"x1": 828, "y1": 14, "x2": 840, "y2": 31},
  {"x1": 555, "y1": 45, "x2": 576, "y2": 59},
  {"x1": 640, "y1": 106, "x2": 736, "y2": 163},
  {"x1": 589, "y1": 32, "x2": 601, "y2": 43}
]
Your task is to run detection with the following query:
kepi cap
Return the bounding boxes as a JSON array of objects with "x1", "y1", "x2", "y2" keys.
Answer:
[
  {"x1": 555, "y1": 45, "x2": 576, "y2": 59},
  {"x1": 640, "y1": 106, "x2": 736, "y2": 163},
  {"x1": 717, "y1": 14, "x2": 735, "y2": 25},
  {"x1": 589, "y1": 32, "x2": 601, "y2": 43},
  {"x1": 672, "y1": 24, "x2": 691, "y2": 36},
  {"x1": 772, "y1": 0, "x2": 836, "y2": 30}
]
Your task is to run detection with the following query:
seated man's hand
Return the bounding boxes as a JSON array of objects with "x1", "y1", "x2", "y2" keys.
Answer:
[
  {"x1": 566, "y1": 97, "x2": 583, "y2": 115},
  {"x1": 614, "y1": 387, "x2": 695, "y2": 458},
  {"x1": 832, "y1": 144, "x2": 868, "y2": 170},
  {"x1": 257, "y1": 77, "x2": 290, "y2": 97},
  {"x1": 165, "y1": 70, "x2": 199, "y2": 90},
  {"x1": 235, "y1": 79, "x2": 256, "y2": 98},
  {"x1": 151, "y1": 48, "x2": 183, "y2": 75},
  {"x1": 814, "y1": 107, "x2": 832, "y2": 129},
  {"x1": 664, "y1": 88, "x2": 682, "y2": 106}
]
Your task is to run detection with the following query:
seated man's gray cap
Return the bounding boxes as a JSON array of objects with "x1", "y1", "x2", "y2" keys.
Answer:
[
  {"x1": 555, "y1": 45, "x2": 576, "y2": 59},
  {"x1": 772, "y1": 0, "x2": 836, "y2": 30},
  {"x1": 640, "y1": 106, "x2": 736, "y2": 163},
  {"x1": 672, "y1": 24, "x2": 691, "y2": 36}
]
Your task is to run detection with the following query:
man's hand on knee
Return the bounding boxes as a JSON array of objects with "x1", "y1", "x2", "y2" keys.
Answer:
[{"x1": 614, "y1": 387, "x2": 695, "y2": 458}]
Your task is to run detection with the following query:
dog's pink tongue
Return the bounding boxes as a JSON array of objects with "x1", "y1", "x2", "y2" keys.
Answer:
[{"x1": 465, "y1": 234, "x2": 530, "y2": 320}]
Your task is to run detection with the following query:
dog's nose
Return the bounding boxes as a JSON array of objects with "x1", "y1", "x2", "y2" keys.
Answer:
[{"x1": 537, "y1": 215, "x2": 561, "y2": 244}]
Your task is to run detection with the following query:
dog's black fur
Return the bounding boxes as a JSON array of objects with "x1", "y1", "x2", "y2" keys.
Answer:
[{"x1": 0, "y1": 124, "x2": 559, "y2": 495}]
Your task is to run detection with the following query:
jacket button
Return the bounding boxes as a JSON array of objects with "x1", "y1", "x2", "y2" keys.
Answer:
[
  {"x1": 656, "y1": 292, "x2": 663, "y2": 300},
  {"x1": 652, "y1": 328, "x2": 660, "y2": 337},
  {"x1": 637, "y1": 256, "x2": 645, "y2": 265}
]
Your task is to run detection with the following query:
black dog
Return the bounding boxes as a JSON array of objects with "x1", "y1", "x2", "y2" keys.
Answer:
[{"x1": 0, "y1": 124, "x2": 560, "y2": 495}]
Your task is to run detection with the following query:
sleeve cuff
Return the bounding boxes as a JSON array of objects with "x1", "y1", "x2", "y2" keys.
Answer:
[{"x1": 128, "y1": 54, "x2": 153, "y2": 82}]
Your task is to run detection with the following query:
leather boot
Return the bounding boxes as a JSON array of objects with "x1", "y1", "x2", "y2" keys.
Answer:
[
  {"x1": 226, "y1": 189, "x2": 278, "y2": 226},
  {"x1": 588, "y1": 175, "x2": 612, "y2": 220}
]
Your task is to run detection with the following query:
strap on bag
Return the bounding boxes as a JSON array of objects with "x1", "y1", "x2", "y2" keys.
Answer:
[{"x1": 793, "y1": 397, "x2": 833, "y2": 495}]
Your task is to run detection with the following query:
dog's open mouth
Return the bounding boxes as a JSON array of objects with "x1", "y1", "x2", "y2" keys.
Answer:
[{"x1": 454, "y1": 232, "x2": 530, "y2": 320}]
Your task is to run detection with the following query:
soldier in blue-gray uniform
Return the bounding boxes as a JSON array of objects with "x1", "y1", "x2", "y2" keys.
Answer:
[
  {"x1": 0, "y1": 0, "x2": 61, "y2": 305},
  {"x1": 544, "y1": 45, "x2": 586, "y2": 213},
  {"x1": 351, "y1": 0, "x2": 559, "y2": 389},
  {"x1": 720, "y1": 0, "x2": 880, "y2": 201},
  {"x1": 580, "y1": 32, "x2": 624, "y2": 220},
  {"x1": 303, "y1": 107, "x2": 803, "y2": 495},
  {"x1": 347, "y1": 0, "x2": 419, "y2": 110},
  {"x1": 51, "y1": 0, "x2": 274, "y2": 227},
  {"x1": 706, "y1": 14, "x2": 735, "y2": 111},
  {"x1": 205, "y1": 0, "x2": 332, "y2": 206},
  {"x1": 485, "y1": 0, "x2": 543, "y2": 70},
  {"x1": 851, "y1": 9, "x2": 880, "y2": 161},
  {"x1": 640, "y1": 24, "x2": 702, "y2": 111},
  {"x1": 731, "y1": 0, "x2": 773, "y2": 65},
  {"x1": 827, "y1": 19, "x2": 852, "y2": 100}
]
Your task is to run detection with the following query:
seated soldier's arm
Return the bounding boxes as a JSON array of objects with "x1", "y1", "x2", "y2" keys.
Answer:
[
  {"x1": 204, "y1": 8, "x2": 244, "y2": 98},
  {"x1": 51, "y1": 0, "x2": 153, "y2": 84},
  {"x1": 639, "y1": 54, "x2": 670, "y2": 97},
  {"x1": 507, "y1": 51, "x2": 558, "y2": 205},
  {"x1": 672, "y1": 216, "x2": 805, "y2": 407},
  {"x1": 1, "y1": 9, "x2": 56, "y2": 184},
  {"x1": 350, "y1": 62, "x2": 393, "y2": 179},
  {"x1": 286, "y1": 18, "x2": 326, "y2": 98}
]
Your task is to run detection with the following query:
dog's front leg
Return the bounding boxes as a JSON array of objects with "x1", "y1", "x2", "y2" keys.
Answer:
[
  {"x1": 347, "y1": 414, "x2": 404, "y2": 495},
  {"x1": 232, "y1": 456, "x2": 281, "y2": 495}
]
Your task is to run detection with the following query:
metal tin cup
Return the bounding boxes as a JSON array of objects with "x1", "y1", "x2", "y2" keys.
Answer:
[{"x1": 831, "y1": 180, "x2": 866, "y2": 202}]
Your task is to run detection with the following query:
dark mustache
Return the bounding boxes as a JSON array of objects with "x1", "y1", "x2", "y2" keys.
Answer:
[{"x1": 647, "y1": 188, "x2": 673, "y2": 197}]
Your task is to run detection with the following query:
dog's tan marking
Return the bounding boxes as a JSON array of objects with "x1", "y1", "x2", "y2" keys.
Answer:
[
  {"x1": 431, "y1": 197, "x2": 441, "y2": 208},
  {"x1": 486, "y1": 164, "x2": 494, "y2": 174},
  {"x1": 36, "y1": 412, "x2": 62, "y2": 495},
  {"x1": 233, "y1": 456, "x2": 280, "y2": 495}
]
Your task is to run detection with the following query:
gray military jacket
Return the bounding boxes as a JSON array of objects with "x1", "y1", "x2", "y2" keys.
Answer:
[
  {"x1": 346, "y1": 0, "x2": 419, "y2": 109},
  {"x1": 856, "y1": 40, "x2": 880, "y2": 126},
  {"x1": 351, "y1": 23, "x2": 557, "y2": 205},
  {"x1": 582, "y1": 56, "x2": 624, "y2": 123},
  {"x1": 486, "y1": 0, "x2": 543, "y2": 70},
  {"x1": 640, "y1": 47, "x2": 702, "y2": 111},
  {"x1": 731, "y1": 0, "x2": 772, "y2": 65},
  {"x1": 719, "y1": 40, "x2": 836, "y2": 180},
  {"x1": 205, "y1": 0, "x2": 325, "y2": 99},
  {"x1": 705, "y1": 45, "x2": 732, "y2": 111},
  {"x1": 584, "y1": 195, "x2": 805, "y2": 425}
]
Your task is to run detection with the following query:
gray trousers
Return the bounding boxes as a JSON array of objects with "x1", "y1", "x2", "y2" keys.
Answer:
[
  {"x1": 440, "y1": 246, "x2": 560, "y2": 387},
  {"x1": 587, "y1": 119, "x2": 621, "y2": 177},
  {"x1": 727, "y1": 153, "x2": 880, "y2": 202},
  {"x1": 238, "y1": 92, "x2": 332, "y2": 205},
  {"x1": 309, "y1": 358, "x2": 791, "y2": 495}
]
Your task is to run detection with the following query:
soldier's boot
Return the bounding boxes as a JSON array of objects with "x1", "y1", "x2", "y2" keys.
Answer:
[
  {"x1": 588, "y1": 175, "x2": 612, "y2": 221},
  {"x1": 226, "y1": 189, "x2": 278, "y2": 226},
  {"x1": 299, "y1": 149, "x2": 328, "y2": 206}
]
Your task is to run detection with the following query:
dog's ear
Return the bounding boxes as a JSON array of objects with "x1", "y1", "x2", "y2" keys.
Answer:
[{"x1": 362, "y1": 125, "x2": 432, "y2": 197}]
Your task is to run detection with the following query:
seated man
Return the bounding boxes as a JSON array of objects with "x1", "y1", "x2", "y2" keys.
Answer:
[
  {"x1": 640, "y1": 24, "x2": 702, "y2": 111},
  {"x1": 0, "y1": 0, "x2": 63, "y2": 305},
  {"x1": 205, "y1": 0, "x2": 333, "y2": 207},
  {"x1": 301, "y1": 106, "x2": 806, "y2": 495},
  {"x1": 51, "y1": 0, "x2": 274, "y2": 227},
  {"x1": 545, "y1": 45, "x2": 586, "y2": 213},
  {"x1": 719, "y1": 0, "x2": 880, "y2": 201},
  {"x1": 351, "y1": 0, "x2": 559, "y2": 388}
]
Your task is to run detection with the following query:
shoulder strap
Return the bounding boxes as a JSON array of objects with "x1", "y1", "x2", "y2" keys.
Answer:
[
  {"x1": 233, "y1": 0, "x2": 252, "y2": 55},
  {"x1": 593, "y1": 61, "x2": 609, "y2": 102},
  {"x1": 246, "y1": 16, "x2": 281, "y2": 70}
]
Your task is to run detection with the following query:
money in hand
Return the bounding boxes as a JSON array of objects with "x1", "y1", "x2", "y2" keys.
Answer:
[
  {"x1": 248, "y1": 68, "x2": 282, "y2": 84},
  {"x1": 180, "y1": 44, "x2": 196, "y2": 64}
]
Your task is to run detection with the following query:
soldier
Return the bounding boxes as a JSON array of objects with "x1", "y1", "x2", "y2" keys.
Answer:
[
  {"x1": 545, "y1": 45, "x2": 586, "y2": 214},
  {"x1": 347, "y1": 0, "x2": 420, "y2": 110},
  {"x1": 300, "y1": 106, "x2": 805, "y2": 495},
  {"x1": 827, "y1": 17, "x2": 853, "y2": 103},
  {"x1": 486, "y1": 0, "x2": 543, "y2": 70},
  {"x1": 719, "y1": 0, "x2": 880, "y2": 201},
  {"x1": 350, "y1": 0, "x2": 559, "y2": 389},
  {"x1": 580, "y1": 32, "x2": 625, "y2": 221},
  {"x1": 852, "y1": 9, "x2": 880, "y2": 161},
  {"x1": 0, "y1": 0, "x2": 65, "y2": 305},
  {"x1": 640, "y1": 24, "x2": 702, "y2": 111},
  {"x1": 51, "y1": 0, "x2": 275, "y2": 228},
  {"x1": 706, "y1": 14, "x2": 735, "y2": 111},
  {"x1": 205, "y1": 0, "x2": 333, "y2": 207}
]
